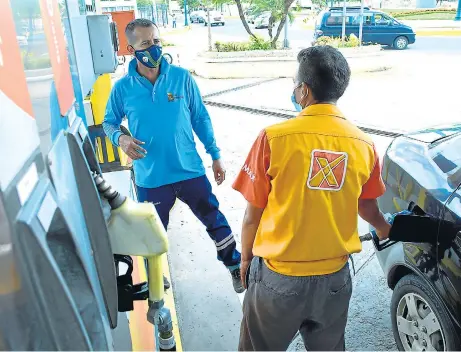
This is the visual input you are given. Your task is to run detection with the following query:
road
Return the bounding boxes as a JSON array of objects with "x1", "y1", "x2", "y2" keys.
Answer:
[{"x1": 188, "y1": 18, "x2": 461, "y2": 54}]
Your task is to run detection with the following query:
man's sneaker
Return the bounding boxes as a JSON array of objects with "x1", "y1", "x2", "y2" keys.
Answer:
[
  {"x1": 164, "y1": 275, "x2": 171, "y2": 290},
  {"x1": 230, "y1": 268, "x2": 245, "y2": 294}
]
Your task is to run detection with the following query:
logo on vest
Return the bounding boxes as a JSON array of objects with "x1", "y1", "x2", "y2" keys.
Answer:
[
  {"x1": 307, "y1": 150, "x2": 348, "y2": 191},
  {"x1": 242, "y1": 164, "x2": 256, "y2": 182}
]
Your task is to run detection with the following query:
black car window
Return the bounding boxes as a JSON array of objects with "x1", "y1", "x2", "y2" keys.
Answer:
[{"x1": 430, "y1": 134, "x2": 461, "y2": 187}]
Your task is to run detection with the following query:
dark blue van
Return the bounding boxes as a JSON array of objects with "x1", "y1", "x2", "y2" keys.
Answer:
[{"x1": 314, "y1": 7, "x2": 416, "y2": 49}]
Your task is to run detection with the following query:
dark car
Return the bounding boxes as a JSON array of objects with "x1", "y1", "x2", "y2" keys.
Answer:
[
  {"x1": 314, "y1": 7, "x2": 416, "y2": 49},
  {"x1": 372, "y1": 124, "x2": 461, "y2": 351}
]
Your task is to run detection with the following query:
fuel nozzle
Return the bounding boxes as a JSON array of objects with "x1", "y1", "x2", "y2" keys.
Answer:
[{"x1": 93, "y1": 173, "x2": 126, "y2": 209}]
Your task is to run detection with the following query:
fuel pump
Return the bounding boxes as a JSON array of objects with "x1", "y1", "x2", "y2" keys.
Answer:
[{"x1": 0, "y1": 0, "x2": 177, "y2": 349}]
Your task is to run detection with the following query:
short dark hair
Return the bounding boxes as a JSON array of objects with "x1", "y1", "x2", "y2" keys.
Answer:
[
  {"x1": 125, "y1": 18, "x2": 159, "y2": 44},
  {"x1": 296, "y1": 46, "x2": 351, "y2": 102}
]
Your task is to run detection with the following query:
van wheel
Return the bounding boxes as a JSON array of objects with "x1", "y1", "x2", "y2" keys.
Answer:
[
  {"x1": 394, "y1": 36, "x2": 408, "y2": 50},
  {"x1": 391, "y1": 274, "x2": 460, "y2": 351}
]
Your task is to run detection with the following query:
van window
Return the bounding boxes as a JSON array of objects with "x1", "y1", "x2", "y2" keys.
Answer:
[
  {"x1": 350, "y1": 13, "x2": 373, "y2": 26},
  {"x1": 326, "y1": 14, "x2": 344, "y2": 26},
  {"x1": 327, "y1": 13, "x2": 373, "y2": 26},
  {"x1": 374, "y1": 13, "x2": 392, "y2": 25}
]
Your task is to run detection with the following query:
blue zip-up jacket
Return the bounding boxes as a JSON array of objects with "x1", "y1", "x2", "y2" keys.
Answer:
[{"x1": 103, "y1": 58, "x2": 220, "y2": 188}]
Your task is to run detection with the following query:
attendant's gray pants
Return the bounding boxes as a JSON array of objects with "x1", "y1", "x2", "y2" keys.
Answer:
[{"x1": 239, "y1": 257, "x2": 352, "y2": 351}]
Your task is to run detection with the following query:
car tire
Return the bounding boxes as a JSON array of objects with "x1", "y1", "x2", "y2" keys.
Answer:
[
  {"x1": 221, "y1": 22, "x2": 225, "y2": 26},
  {"x1": 393, "y1": 36, "x2": 409, "y2": 50},
  {"x1": 391, "y1": 274, "x2": 460, "y2": 351}
]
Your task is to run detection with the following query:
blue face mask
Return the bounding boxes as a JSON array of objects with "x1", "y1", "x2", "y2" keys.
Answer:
[
  {"x1": 291, "y1": 92, "x2": 303, "y2": 112},
  {"x1": 134, "y1": 44, "x2": 163, "y2": 68}
]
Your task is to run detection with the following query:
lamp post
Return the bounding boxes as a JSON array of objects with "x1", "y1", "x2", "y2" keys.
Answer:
[
  {"x1": 358, "y1": 0, "x2": 364, "y2": 46},
  {"x1": 455, "y1": 0, "x2": 461, "y2": 21},
  {"x1": 283, "y1": 15, "x2": 289, "y2": 48},
  {"x1": 184, "y1": 0, "x2": 189, "y2": 26},
  {"x1": 341, "y1": 0, "x2": 346, "y2": 43}
]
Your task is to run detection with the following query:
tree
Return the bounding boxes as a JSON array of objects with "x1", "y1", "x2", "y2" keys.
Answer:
[
  {"x1": 178, "y1": 0, "x2": 201, "y2": 10},
  {"x1": 250, "y1": 0, "x2": 296, "y2": 47},
  {"x1": 137, "y1": 0, "x2": 154, "y2": 6},
  {"x1": 234, "y1": 0, "x2": 257, "y2": 38}
]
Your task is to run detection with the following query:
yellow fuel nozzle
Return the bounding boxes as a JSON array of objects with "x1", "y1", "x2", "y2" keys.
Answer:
[{"x1": 94, "y1": 174, "x2": 176, "y2": 350}]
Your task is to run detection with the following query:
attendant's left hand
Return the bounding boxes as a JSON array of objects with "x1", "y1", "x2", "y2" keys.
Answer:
[
  {"x1": 212, "y1": 159, "x2": 226, "y2": 185},
  {"x1": 240, "y1": 259, "x2": 252, "y2": 289}
]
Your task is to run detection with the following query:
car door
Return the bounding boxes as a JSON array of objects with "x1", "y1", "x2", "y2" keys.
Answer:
[
  {"x1": 438, "y1": 187, "x2": 461, "y2": 327},
  {"x1": 361, "y1": 14, "x2": 374, "y2": 43},
  {"x1": 435, "y1": 135, "x2": 461, "y2": 331},
  {"x1": 372, "y1": 13, "x2": 395, "y2": 46}
]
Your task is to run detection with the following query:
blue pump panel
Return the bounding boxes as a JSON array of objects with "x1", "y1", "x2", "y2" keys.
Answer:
[
  {"x1": 70, "y1": 15, "x2": 97, "y2": 96},
  {"x1": 87, "y1": 15, "x2": 119, "y2": 75}
]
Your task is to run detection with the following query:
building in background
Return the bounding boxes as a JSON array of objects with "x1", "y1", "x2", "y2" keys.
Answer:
[{"x1": 95, "y1": 0, "x2": 139, "y2": 16}]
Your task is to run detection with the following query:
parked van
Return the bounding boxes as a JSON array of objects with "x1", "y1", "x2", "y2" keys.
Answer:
[{"x1": 314, "y1": 7, "x2": 416, "y2": 49}]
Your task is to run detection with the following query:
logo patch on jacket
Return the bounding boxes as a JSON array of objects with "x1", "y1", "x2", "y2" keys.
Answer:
[
  {"x1": 167, "y1": 92, "x2": 183, "y2": 102},
  {"x1": 307, "y1": 150, "x2": 348, "y2": 191}
]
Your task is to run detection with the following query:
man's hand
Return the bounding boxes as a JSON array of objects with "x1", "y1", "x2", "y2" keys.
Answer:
[
  {"x1": 358, "y1": 199, "x2": 391, "y2": 240},
  {"x1": 375, "y1": 222, "x2": 392, "y2": 240},
  {"x1": 212, "y1": 159, "x2": 226, "y2": 185},
  {"x1": 240, "y1": 259, "x2": 252, "y2": 289},
  {"x1": 119, "y1": 135, "x2": 146, "y2": 160}
]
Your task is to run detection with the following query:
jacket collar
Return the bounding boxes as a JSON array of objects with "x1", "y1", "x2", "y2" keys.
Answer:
[
  {"x1": 128, "y1": 56, "x2": 170, "y2": 78},
  {"x1": 299, "y1": 104, "x2": 345, "y2": 119}
]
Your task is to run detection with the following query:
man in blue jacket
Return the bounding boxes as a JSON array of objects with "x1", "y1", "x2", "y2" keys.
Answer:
[{"x1": 103, "y1": 19, "x2": 243, "y2": 293}]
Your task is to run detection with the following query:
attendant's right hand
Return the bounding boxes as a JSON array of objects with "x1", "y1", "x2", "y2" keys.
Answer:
[{"x1": 119, "y1": 135, "x2": 147, "y2": 160}]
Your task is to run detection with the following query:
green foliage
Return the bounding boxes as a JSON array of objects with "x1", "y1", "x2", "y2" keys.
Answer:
[
  {"x1": 21, "y1": 51, "x2": 51, "y2": 70},
  {"x1": 250, "y1": 0, "x2": 295, "y2": 25},
  {"x1": 11, "y1": 0, "x2": 41, "y2": 18},
  {"x1": 161, "y1": 38, "x2": 175, "y2": 46},
  {"x1": 214, "y1": 35, "x2": 274, "y2": 51},
  {"x1": 313, "y1": 33, "x2": 360, "y2": 48},
  {"x1": 382, "y1": 8, "x2": 456, "y2": 20},
  {"x1": 178, "y1": 0, "x2": 201, "y2": 10},
  {"x1": 383, "y1": 8, "x2": 455, "y2": 17}
]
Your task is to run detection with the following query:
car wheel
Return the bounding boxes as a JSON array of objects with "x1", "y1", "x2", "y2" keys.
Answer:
[
  {"x1": 221, "y1": 22, "x2": 225, "y2": 26},
  {"x1": 394, "y1": 36, "x2": 409, "y2": 50},
  {"x1": 391, "y1": 274, "x2": 460, "y2": 351}
]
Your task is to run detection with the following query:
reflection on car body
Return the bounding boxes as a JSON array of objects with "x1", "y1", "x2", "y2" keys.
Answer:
[{"x1": 373, "y1": 124, "x2": 461, "y2": 351}]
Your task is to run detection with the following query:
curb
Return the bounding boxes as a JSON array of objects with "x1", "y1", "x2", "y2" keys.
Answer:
[
  {"x1": 415, "y1": 29, "x2": 461, "y2": 36},
  {"x1": 26, "y1": 74, "x2": 53, "y2": 82}
]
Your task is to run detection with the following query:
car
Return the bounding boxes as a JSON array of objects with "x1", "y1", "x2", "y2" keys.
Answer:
[
  {"x1": 244, "y1": 8, "x2": 257, "y2": 24},
  {"x1": 204, "y1": 11, "x2": 225, "y2": 26},
  {"x1": 16, "y1": 35, "x2": 28, "y2": 47},
  {"x1": 372, "y1": 124, "x2": 461, "y2": 351},
  {"x1": 254, "y1": 12, "x2": 274, "y2": 29},
  {"x1": 313, "y1": 6, "x2": 416, "y2": 49},
  {"x1": 190, "y1": 10, "x2": 205, "y2": 23}
]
